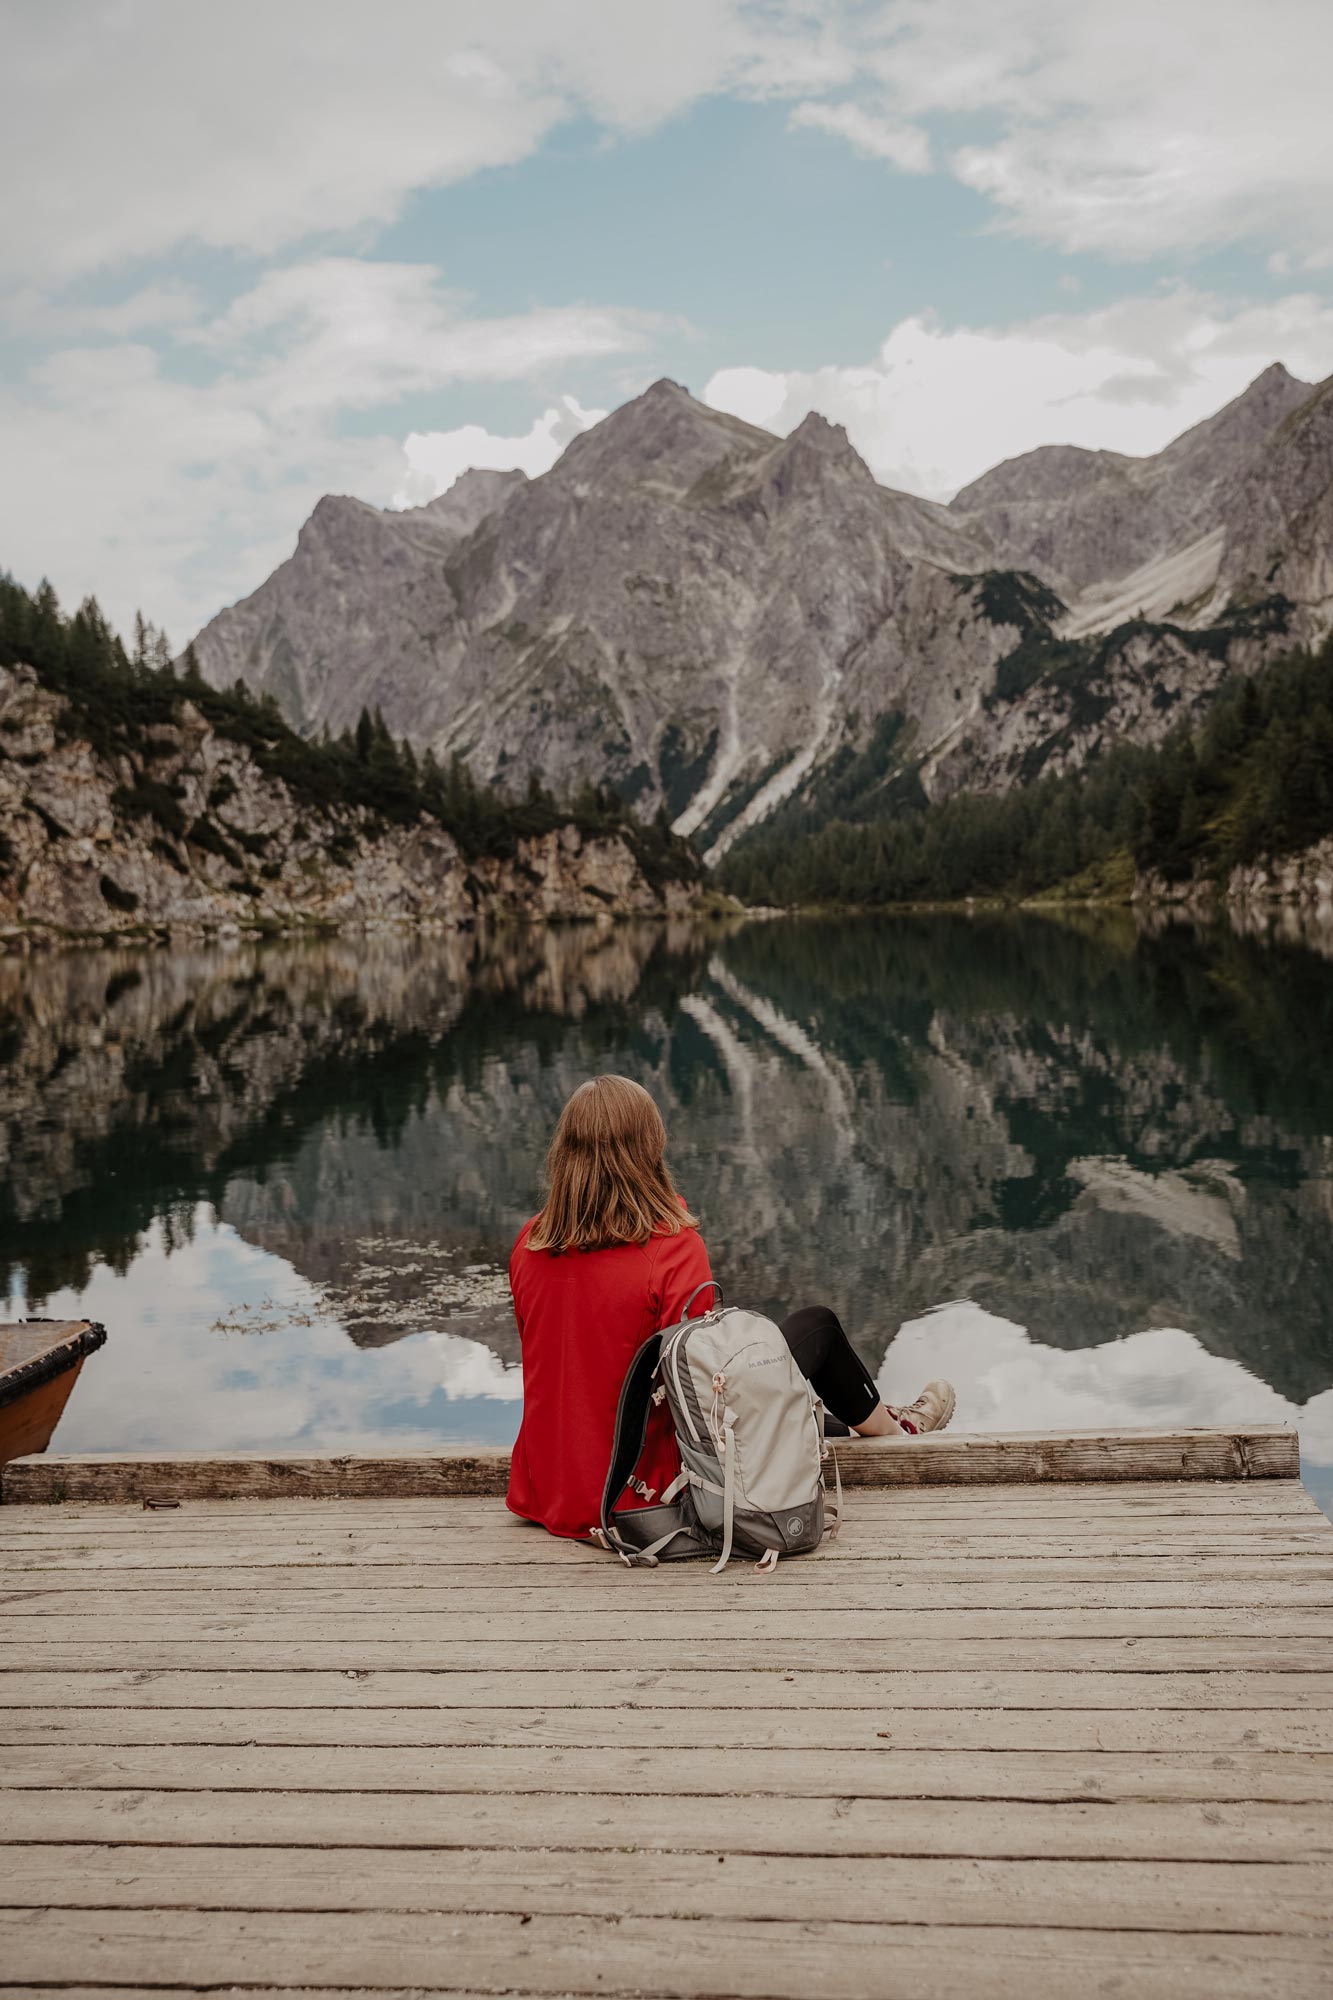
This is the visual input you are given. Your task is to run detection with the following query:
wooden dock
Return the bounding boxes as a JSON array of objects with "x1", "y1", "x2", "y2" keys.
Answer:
[{"x1": 2, "y1": 1430, "x2": 1331, "y2": 1997}]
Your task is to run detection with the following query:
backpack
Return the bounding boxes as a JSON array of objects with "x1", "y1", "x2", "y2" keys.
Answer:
[{"x1": 594, "y1": 1281, "x2": 842, "y2": 1573}]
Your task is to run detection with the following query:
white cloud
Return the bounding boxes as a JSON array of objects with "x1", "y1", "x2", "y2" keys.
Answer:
[
  {"x1": 4, "y1": 278, "x2": 207, "y2": 340},
  {"x1": 788, "y1": 100, "x2": 930, "y2": 173},
  {"x1": 5, "y1": 3, "x2": 1332, "y2": 294},
  {"x1": 705, "y1": 288, "x2": 1333, "y2": 498},
  {"x1": 0, "y1": 0, "x2": 802, "y2": 286},
  {"x1": 827, "y1": 0, "x2": 1333, "y2": 263},
  {"x1": 197, "y1": 258, "x2": 660, "y2": 417},
  {"x1": 700, "y1": 365, "x2": 791, "y2": 434},
  {"x1": 394, "y1": 396, "x2": 606, "y2": 507}
]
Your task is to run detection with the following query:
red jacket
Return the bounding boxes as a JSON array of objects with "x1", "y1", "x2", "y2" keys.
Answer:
[{"x1": 506, "y1": 1217, "x2": 713, "y2": 1539}]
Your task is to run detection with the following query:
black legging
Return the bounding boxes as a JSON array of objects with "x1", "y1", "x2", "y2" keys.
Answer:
[{"x1": 781, "y1": 1304, "x2": 880, "y2": 1437}]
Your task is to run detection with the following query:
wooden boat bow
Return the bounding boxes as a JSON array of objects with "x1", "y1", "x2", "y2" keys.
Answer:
[{"x1": 0, "y1": 1318, "x2": 107, "y2": 1464}]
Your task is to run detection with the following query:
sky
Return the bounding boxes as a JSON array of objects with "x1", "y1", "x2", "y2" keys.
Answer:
[{"x1": 4, "y1": 0, "x2": 1333, "y2": 643}]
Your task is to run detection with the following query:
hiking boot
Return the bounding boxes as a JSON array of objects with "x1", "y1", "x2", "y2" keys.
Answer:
[{"x1": 889, "y1": 1380, "x2": 955, "y2": 1436}]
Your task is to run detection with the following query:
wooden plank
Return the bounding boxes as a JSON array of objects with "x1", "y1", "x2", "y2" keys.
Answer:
[
  {"x1": 0, "y1": 1426, "x2": 1301, "y2": 1503},
  {"x1": 9, "y1": 1577, "x2": 1332, "y2": 1611},
  {"x1": 1, "y1": 1844, "x2": 1328, "y2": 1937},
  {"x1": 5, "y1": 1667, "x2": 1330, "y2": 1710},
  {"x1": 49, "y1": 1495, "x2": 1321, "y2": 1520},
  {"x1": 4, "y1": 1554, "x2": 1330, "y2": 1588},
  {"x1": 2, "y1": 1500, "x2": 1317, "y2": 1537},
  {"x1": 2, "y1": 1909, "x2": 1329, "y2": 2000},
  {"x1": 1, "y1": 1447, "x2": 520, "y2": 1506},
  {"x1": 9, "y1": 1535, "x2": 1325, "y2": 1570},
  {"x1": 5, "y1": 1531, "x2": 1328, "y2": 1570},
  {"x1": 6, "y1": 1534, "x2": 1330, "y2": 1574},
  {"x1": 5, "y1": 1742, "x2": 1329, "y2": 1802},
  {"x1": 0, "y1": 1984, "x2": 576, "y2": 2000},
  {"x1": 0, "y1": 1991, "x2": 588, "y2": 2000},
  {"x1": 5, "y1": 1788, "x2": 1330, "y2": 1860},
  {"x1": 2, "y1": 1704, "x2": 1329, "y2": 1753},
  {"x1": 0, "y1": 1487, "x2": 1321, "y2": 1535},
  {"x1": 0, "y1": 1488, "x2": 1312, "y2": 1528},
  {"x1": 6, "y1": 1606, "x2": 1331, "y2": 1641},
  {"x1": 10, "y1": 1552, "x2": 1328, "y2": 1584},
  {"x1": 0, "y1": 1991, "x2": 567, "y2": 2000},
  {"x1": 20, "y1": 1522, "x2": 1326, "y2": 1568},
  {"x1": 7, "y1": 1635, "x2": 1331, "y2": 1672}
]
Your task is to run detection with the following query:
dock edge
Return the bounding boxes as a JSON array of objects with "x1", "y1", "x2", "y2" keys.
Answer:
[{"x1": 0, "y1": 1424, "x2": 1300, "y2": 1503}]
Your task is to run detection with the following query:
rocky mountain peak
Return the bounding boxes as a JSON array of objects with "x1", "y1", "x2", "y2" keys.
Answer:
[
  {"x1": 552, "y1": 376, "x2": 771, "y2": 495},
  {"x1": 297, "y1": 493, "x2": 380, "y2": 550},
  {"x1": 755, "y1": 408, "x2": 877, "y2": 503},
  {"x1": 1157, "y1": 361, "x2": 1311, "y2": 475},
  {"x1": 788, "y1": 410, "x2": 866, "y2": 461},
  {"x1": 1219, "y1": 369, "x2": 1333, "y2": 621},
  {"x1": 418, "y1": 467, "x2": 527, "y2": 539},
  {"x1": 640, "y1": 376, "x2": 693, "y2": 404}
]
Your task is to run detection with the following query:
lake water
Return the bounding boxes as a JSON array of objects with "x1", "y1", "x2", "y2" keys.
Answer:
[{"x1": 4, "y1": 911, "x2": 1332, "y2": 1516}]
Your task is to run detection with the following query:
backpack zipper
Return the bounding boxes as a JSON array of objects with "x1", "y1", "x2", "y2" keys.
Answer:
[{"x1": 664, "y1": 1323, "x2": 702, "y2": 1442}]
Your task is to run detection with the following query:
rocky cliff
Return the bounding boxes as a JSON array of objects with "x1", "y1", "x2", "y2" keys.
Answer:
[
  {"x1": 190, "y1": 367, "x2": 1333, "y2": 852},
  {"x1": 1228, "y1": 834, "x2": 1333, "y2": 910},
  {"x1": 1136, "y1": 833, "x2": 1333, "y2": 918},
  {"x1": 0, "y1": 661, "x2": 698, "y2": 944}
]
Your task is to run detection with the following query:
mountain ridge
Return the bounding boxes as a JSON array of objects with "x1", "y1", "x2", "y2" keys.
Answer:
[{"x1": 187, "y1": 362, "x2": 1333, "y2": 855}]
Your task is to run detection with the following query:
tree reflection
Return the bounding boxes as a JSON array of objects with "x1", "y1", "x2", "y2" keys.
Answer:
[{"x1": 4, "y1": 908, "x2": 1332, "y2": 1404}]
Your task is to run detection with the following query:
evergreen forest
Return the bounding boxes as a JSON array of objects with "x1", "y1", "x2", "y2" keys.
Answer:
[{"x1": 717, "y1": 634, "x2": 1333, "y2": 908}]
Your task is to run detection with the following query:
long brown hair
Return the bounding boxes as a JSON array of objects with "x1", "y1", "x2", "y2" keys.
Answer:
[{"x1": 527, "y1": 1075, "x2": 697, "y2": 1253}]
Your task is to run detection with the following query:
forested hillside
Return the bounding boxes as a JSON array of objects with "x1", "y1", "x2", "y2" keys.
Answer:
[
  {"x1": 717, "y1": 636, "x2": 1333, "y2": 908},
  {"x1": 0, "y1": 574, "x2": 697, "y2": 892},
  {"x1": 0, "y1": 573, "x2": 703, "y2": 940}
]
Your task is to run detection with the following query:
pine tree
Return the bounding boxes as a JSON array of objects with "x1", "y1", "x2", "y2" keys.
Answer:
[{"x1": 421, "y1": 748, "x2": 446, "y2": 817}]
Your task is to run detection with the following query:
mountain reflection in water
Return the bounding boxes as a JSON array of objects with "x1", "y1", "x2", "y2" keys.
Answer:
[{"x1": 3, "y1": 912, "x2": 1331, "y2": 1509}]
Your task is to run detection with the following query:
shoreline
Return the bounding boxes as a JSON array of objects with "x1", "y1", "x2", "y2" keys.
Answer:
[
  {"x1": 0, "y1": 893, "x2": 749, "y2": 956},
  {"x1": 5, "y1": 882, "x2": 1333, "y2": 952}
]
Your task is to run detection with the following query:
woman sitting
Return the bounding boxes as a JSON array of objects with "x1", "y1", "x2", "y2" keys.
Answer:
[{"x1": 506, "y1": 1074, "x2": 954, "y2": 1541}]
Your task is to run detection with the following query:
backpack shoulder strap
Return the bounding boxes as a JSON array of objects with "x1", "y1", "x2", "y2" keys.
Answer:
[
  {"x1": 597, "y1": 1331, "x2": 710, "y2": 1566},
  {"x1": 599, "y1": 1332, "x2": 664, "y2": 1540}
]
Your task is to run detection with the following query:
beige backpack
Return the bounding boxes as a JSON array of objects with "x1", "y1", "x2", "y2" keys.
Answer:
[{"x1": 595, "y1": 1281, "x2": 842, "y2": 1573}]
